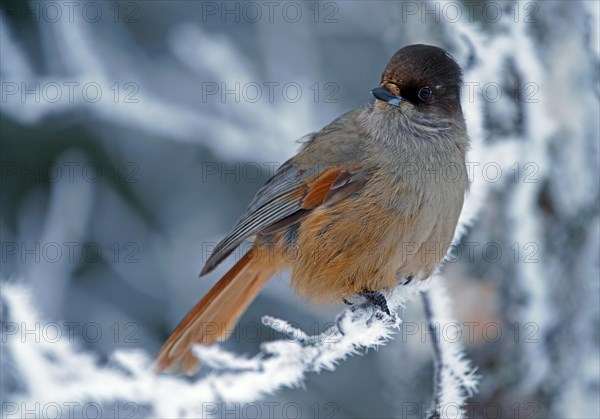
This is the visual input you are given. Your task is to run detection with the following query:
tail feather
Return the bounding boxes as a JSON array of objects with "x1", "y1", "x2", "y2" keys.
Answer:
[{"x1": 155, "y1": 247, "x2": 276, "y2": 374}]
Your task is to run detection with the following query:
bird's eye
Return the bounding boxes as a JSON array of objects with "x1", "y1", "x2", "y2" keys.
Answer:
[{"x1": 418, "y1": 87, "x2": 432, "y2": 101}]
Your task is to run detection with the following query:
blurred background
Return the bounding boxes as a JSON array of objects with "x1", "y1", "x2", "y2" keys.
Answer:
[{"x1": 1, "y1": 0, "x2": 599, "y2": 418}]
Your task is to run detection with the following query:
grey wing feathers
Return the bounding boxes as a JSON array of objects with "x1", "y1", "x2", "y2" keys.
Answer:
[
  {"x1": 200, "y1": 162, "x2": 314, "y2": 275},
  {"x1": 199, "y1": 112, "x2": 370, "y2": 275}
]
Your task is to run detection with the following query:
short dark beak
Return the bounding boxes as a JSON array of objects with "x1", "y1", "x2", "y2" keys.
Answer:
[{"x1": 371, "y1": 87, "x2": 403, "y2": 107}]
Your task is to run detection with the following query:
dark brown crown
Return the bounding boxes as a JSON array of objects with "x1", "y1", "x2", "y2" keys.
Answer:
[{"x1": 381, "y1": 44, "x2": 463, "y2": 114}]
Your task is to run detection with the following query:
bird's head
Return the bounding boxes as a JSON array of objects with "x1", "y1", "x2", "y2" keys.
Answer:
[{"x1": 371, "y1": 44, "x2": 464, "y2": 119}]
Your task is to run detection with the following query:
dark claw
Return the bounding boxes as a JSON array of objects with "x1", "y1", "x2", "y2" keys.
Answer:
[
  {"x1": 359, "y1": 291, "x2": 391, "y2": 316},
  {"x1": 341, "y1": 297, "x2": 353, "y2": 306}
]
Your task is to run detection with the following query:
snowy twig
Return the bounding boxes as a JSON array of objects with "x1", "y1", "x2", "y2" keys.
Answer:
[
  {"x1": 421, "y1": 281, "x2": 480, "y2": 419},
  {"x1": 1, "y1": 280, "x2": 430, "y2": 417}
]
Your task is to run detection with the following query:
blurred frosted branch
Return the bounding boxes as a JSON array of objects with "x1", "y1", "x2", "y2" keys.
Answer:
[
  {"x1": 421, "y1": 282, "x2": 479, "y2": 419},
  {"x1": 24, "y1": 150, "x2": 96, "y2": 319},
  {"x1": 438, "y1": 1, "x2": 599, "y2": 416},
  {"x1": 0, "y1": 9, "x2": 307, "y2": 161}
]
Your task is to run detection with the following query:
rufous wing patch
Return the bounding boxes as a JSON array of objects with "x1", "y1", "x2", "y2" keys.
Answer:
[{"x1": 301, "y1": 167, "x2": 371, "y2": 210}]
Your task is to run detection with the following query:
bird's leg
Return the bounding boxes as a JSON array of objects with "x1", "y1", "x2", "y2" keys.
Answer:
[
  {"x1": 339, "y1": 290, "x2": 390, "y2": 315},
  {"x1": 337, "y1": 289, "x2": 392, "y2": 335},
  {"x1": 359, "y1": 290, "x2": 391, "y2": 316}
]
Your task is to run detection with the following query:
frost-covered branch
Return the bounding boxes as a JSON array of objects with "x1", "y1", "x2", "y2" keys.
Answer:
[
  {"x1": 0, "y1": 8, "x2": 308, "y2": 162},
  {"x1": 1, "y1": 280, "x2": 427, "y2": 418},
  {"x1": 421, "y1": 281, "x2": 479, "y2": 419}
]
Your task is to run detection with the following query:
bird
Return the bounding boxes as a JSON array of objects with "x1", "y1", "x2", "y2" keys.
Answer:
[{"x1": 155, "y1": 44, "x2": 469, "y2": 374}]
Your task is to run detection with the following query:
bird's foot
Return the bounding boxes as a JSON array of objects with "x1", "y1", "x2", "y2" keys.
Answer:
[
  {"x1": 341, "y1": 291, "x2": 391, "y2": 315},
  {"x1": 337, "y1": 290, "x2": 396, "y2": 335},
  {"x1": 359, "y1": 290, "x2": 391, "y2": 316}
]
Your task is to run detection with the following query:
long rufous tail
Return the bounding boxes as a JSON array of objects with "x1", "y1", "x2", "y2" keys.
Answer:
[{"x1": 155, "y1": 247, "x2": 276, "y2": 374}]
